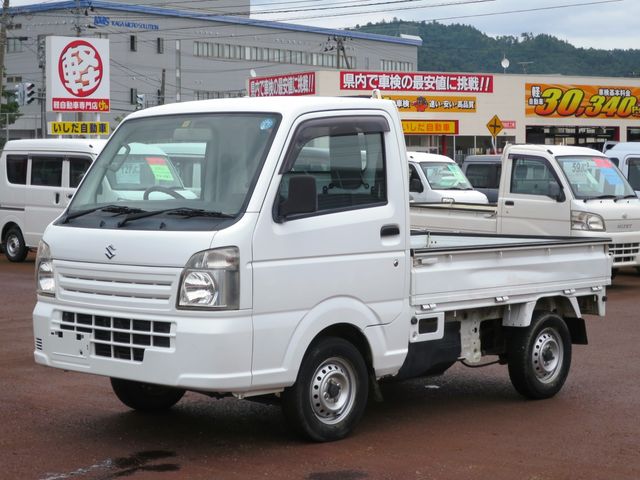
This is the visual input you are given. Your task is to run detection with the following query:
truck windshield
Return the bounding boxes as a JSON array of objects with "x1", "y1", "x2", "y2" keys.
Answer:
[
  {"x1": 419, "y1": 162, "x2": 473, "y2": 190},
  {"x1": 66, "y1": 112, "x2": 280, "y2": 228},
  {"x1": 557, "y1": 155, "x2": 636, "y2": 200}
]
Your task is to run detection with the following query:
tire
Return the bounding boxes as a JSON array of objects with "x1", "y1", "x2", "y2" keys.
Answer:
[
  {"x1": 110, "y1": 378, "x2": 185, "y2": 411},
  {"x1": 507, "y1": 311, "x2": 572, "y2": 399},
  {"x1": 282, "y1": 337, "x2": 369, "y2": 442},
  {"x1": 4, "y1": 227, "x2": 28, "y2": 262}
]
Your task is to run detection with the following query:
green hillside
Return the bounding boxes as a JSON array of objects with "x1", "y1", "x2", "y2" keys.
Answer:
[{"x1": 351, "y1": 20, "x2": 640, "y2": 77}]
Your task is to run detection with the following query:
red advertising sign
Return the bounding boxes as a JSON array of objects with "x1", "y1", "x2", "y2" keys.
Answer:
[
  {"x1": 249, "y1": 72, "x2": 316, "y2": 97},
  {"x1": 46, "y1": 36, "x2": 110, "y2": 113},
  {"x1": 341, "y1": 71, "x2": 493, "y2": 93}
]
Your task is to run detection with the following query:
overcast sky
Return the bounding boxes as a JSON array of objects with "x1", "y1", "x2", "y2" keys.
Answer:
[
  {"x1": 9, "y1": 0, "x2": 639, "y2": 50},
  {"x1": 251, "y1": 0, "x2": 639, "y2": 50}
]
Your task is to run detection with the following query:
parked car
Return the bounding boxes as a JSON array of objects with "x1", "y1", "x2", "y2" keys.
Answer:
[{"x1": 408, "y1": 151, "x2": 488, "y2": 203}]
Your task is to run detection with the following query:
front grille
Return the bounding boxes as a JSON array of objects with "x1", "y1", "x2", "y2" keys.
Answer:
[
  {"x1": 609, "y1": 242, "x2": 640, "y2": 264},
  {"x1": 58, "y1": 311, "x2": 173, "y2": 362}
]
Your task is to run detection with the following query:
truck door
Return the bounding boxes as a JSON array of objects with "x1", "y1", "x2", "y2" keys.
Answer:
[
  {"x1": 498, "y1": 154, "x2": 571, "y2": 236},
  {"x1": 251, "y1": 113, "x2": 407, "y2": 381}
]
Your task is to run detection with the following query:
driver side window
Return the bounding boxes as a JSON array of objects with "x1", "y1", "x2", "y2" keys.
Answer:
[{"x1": 510, "y1": 156, "x2": 559, "y2": 197}]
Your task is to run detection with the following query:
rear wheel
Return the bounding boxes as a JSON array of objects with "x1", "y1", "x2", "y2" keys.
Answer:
[
  {"x1": 282, "y1": 337, "x2": 368, "y2": 442},
  {"x1": 4, "y1": 227, "x2": 28, "y2": 262},
  {"x1": 110, "y1": 378, "x2": 185, "y2": 411},
  {"x1": 507, "y1": 312, "x2": 572, "y2": 399}
]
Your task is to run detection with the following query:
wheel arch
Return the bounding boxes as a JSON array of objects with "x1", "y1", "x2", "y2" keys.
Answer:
[
  {"x1": 2, "y1": 220, "x2": 22, "y2": 242},
  {"x1": 502, "y1": 295, "x2": 586, "y2": 344},
  {"x1": 280, "y1": 297, "x2": 381, "y2": 386}
]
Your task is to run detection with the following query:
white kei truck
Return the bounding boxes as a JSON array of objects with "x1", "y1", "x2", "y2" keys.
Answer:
[
  {"x1": 33, "y1": 97, "x2": 611, "y2": 442},
  {"x1": 411, "y1": 144, "x2": 640, "y2": 271}
]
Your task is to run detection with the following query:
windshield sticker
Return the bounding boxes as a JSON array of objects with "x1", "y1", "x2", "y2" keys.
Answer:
[
  {"x1": 115, "y1": 162, "x2": 141, "y2": 184},
  {"x1": 146, "y1": 156, "x2": 175, "y2": 181},
  {"x1": 447, "y1": 164, "x2": 467, "y2": 182},
  {"x1": 260, "y1": 118, "x2": 275, "y2": 130},
  {"x1": 594, "y1": 157, "x2": 612, "y2": 168}
]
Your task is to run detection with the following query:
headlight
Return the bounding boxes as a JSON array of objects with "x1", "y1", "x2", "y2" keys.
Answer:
[
  {"x1": 571, "y1": 211, "x2": 605, "y2": 231},
  {"x1": 178, "y1": 247, "x2": 239, "y2": 309},
  {"x1": 35, "y1": 240, "x2": 55, "y2": 296}
]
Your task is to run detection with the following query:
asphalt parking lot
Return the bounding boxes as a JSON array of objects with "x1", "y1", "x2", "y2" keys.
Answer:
[{"x1": 1, "y1": 254, "x2": 639, "y2": 480}]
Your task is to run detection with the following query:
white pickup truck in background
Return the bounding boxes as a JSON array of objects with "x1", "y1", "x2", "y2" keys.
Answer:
[
  {"x1": 412, "y1": 144, "x2": 640, "y2": 270},
  {"x1": 408, "y1": 151, "x2": 488, "y2": 204},
  {"x1": 33, "y1": 97, "x2": 610, "y2": 442}
]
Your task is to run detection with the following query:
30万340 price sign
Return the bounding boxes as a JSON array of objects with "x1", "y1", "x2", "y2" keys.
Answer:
[{"x1": 526, "y1": 83, "x2": 640, "y2": 119}]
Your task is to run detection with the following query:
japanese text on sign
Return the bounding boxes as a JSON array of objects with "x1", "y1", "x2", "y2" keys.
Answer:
[
  {"x1": 341, "y1": 71, "x2": 493, "y2": 93},
  {"x1": 387, "y1": 94, "x2": 476, "y2": 113},
  {"x1": 526, "y1": 83, "x2": 640, "y2": 118},
  {"x1": 402, "y1": 120, "x2": 459, "y2": 135},
  {"x1": 249, "y1": 72, "x2": 315, "y2": 97},
  {"x1": 48, "y1": 121, "x2": 110, "y2": 135}
]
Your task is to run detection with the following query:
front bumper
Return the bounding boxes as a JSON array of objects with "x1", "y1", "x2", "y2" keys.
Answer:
[{"x1": 33, "y1": 300, "x2": 254, "y2": 392}]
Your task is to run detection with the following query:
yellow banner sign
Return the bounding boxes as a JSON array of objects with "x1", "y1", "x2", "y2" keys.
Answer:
[
  {"x1": 526, "y1": 83, "x2": 640, "y2": 119},
  {"x1": 386, "y1": 94, "x2": 476, "y2": 113},
  {"x1": 402, "y1": 120, "x2": 459, "y2": 135},
  {"x1": 48, "y1": 121, "x2": 110, "y2": 135}
]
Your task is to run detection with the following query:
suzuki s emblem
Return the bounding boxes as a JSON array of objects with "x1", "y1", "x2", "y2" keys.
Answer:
[{"x1": 105, "y1": 244, "x2": 116, "y2": 259}]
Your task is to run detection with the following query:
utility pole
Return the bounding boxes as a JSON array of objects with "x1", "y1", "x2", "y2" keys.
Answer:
[
  {"x1": 38, "y1": 34, "x2": 46, "y2": 137},
  {"x1": 0, "y1": 0, "x2": 10, "y2": 100}
]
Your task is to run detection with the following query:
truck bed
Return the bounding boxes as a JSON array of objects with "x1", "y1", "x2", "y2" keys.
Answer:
[
  {"x1": 409, "y1": 230, "x2": 611, "y2": 312},
  {"x1": 410, "y1": 203, "x2": 498, "y2": 233}
]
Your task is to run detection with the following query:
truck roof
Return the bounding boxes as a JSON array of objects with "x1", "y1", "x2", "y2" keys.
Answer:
[
  {"x1": 125, "y1": 96, "x2": 398, "y2": 120},
  {"x1": 2, "y1": 138, "x2": 107, "y2": 154},
  {"x1": 506, "y1": 144, "x2": 604, "y2": 157},
  {"x1": 407, "y1": 151, "x2": 455, "y2": 163}
]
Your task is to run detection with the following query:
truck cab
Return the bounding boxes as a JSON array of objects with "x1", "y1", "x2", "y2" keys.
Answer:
[
  {"x1": 407, "y1": 151, "x2": 488, "y2": 204},
  {"x1": 604, "y1": 142, "x2": 640, "y2": 196}
]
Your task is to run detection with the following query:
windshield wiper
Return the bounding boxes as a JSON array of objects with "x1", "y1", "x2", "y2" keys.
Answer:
[
  {"x1": 583, "y1": 195, "x2": 617, "y2": 202},
  {"x1": 62, "y1": 205, "x2": 145, "y2": 223},
  {"x1": 615, "y1": 194, "x2": 638, "y2": 202},
  {"x1": 117, "y1": 207, "x2": 233, "y2": 227}
]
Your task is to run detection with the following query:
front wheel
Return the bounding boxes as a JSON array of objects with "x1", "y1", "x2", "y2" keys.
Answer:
[
  {"x1": 507, "y1": 312, "x2": 572, "y2": 399},
  {"x1": 282, "y1": 337, "x2": 369, "y2": 442},
  {"x1": 110, "y1": 378, "x2": 185, "y2": 411},
  {"x1": 4, "y1": 227, "x2": 28, "y2": 262}
]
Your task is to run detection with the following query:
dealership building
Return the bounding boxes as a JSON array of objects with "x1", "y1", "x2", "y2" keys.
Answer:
[{"x1": 5, "y1": 0, "x2": 640, "y2": 159}]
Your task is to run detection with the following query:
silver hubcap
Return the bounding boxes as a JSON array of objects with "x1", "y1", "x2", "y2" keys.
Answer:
[
  {"x1": 6, "y1": 234, "x2": 21, "y2": 257},
  {"x1": 532, "y1": 328, "x2": 563, "y2": 383},
  {"x1": 309, "y1": 357, "x2": 356, "y2": 425}
]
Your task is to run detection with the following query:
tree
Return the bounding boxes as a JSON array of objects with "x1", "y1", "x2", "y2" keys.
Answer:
[{"x1": 0, "y1": 87, "x2": 22, "y2": 148}]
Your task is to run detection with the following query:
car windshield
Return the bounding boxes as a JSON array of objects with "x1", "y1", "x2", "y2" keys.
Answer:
[
  {"x1": 419, "y1": 162, "x2": 473, "y2": 190},
  {"x1": 67, "y1": 112, "x2": 280, "y2": 226},
  {"x1": 557, "y1": 155, "x2": 636, "y2": 200}
]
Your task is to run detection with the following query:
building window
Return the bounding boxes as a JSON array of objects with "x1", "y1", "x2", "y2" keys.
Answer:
[
  {"x1": 6, "y1": 37, "x2": 24, "y2": 53},
  {"x1": 157, "y1": 37, "x2": 164, "y2": 54},
  {"x1": 130, "y1": 35, "x2": 137, "y2": 52}
]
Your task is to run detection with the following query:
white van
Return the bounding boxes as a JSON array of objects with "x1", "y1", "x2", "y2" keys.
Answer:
[
  {"x1": 407, "y1": 151, "x2": 488, "y2": 204},
  {"x1": 604, "y1": 142, "x2": 640, "y2": 196},
  {"x1": 0, "y1": 138, "x2": 106, "y2": 261}
]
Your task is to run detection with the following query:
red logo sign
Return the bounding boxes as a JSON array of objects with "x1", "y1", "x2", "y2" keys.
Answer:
[{"x1": 58, "y1": 40, "x2": 104, "y2": 98}]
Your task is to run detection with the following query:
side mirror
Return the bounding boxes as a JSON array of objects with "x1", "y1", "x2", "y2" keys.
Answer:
[
  {"x1": 277, "y1": 175, "x2": 317, "y2": 221},
  {"x1": 548, "y1": 182, "x2": 565, "y2": 202},
  {"x1": 410, "y1": 178, "x2": 424, "y2": 193}
]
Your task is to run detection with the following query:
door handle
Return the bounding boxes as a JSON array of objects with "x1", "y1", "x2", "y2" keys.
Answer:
[
  {"x1": 55, "y1": 192, "x2": 60, "y2": 204},
  {"x1": 504, "y1": 200, "x2": 514, "y2": 206},
  {"x1": 381, "y1": 224, "x2": 400, "y2": 237}
]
